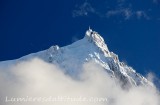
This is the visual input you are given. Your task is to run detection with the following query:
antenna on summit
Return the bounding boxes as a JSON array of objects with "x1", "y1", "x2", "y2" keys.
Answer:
[{"x1": 89, "y1": 26, "x2": 92, "y2": 31}]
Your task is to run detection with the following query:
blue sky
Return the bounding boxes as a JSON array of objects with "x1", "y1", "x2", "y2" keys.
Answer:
[{"x1": 0, "y1": 0, "x2": 160, "y2": 79}]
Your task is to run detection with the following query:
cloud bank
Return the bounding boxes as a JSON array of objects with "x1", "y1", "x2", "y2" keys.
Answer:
[
  {"x1": 0, "y1": 58, "x2": 159, "y2": 105},
  {"x1": 72, "y1": 0, "x2": 156, "y2": 20}
]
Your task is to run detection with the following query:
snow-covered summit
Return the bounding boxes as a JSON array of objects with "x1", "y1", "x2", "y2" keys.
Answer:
[
  {"x1": 0, "y1": 28, "x2": 153, "y2": 88},
  {"x1": 85, "y1": 27, "x2": 109, "y2": 55}
]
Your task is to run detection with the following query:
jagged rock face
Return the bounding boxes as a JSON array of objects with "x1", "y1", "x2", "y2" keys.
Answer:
[{"x1": 0, "y1": 28, "x2": 153, "y2": 88}]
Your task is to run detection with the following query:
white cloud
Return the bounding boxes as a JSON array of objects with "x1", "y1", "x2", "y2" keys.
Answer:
[
  {"x1": 72, "y1": 1, "x2": 96, "y2": 17},
  {"x1": 147, "y1": 72, "x2": 160, "y2": 89},
  {"x1": 0, "y1": 58, "x2": 159, "y2": 105},
  {"x1": 152, "y1": 0, "x2": 159, "y2": 4},
  {"x1": 136, "y1": 11, "x2": 150, "y2": 20},
  {"x1": 72, "y1": 1, "x2": 151, "y2": 20},
  {"x1": 106, "y1": 9, "x2": 150, "y2": 20},
  {"x1": 106, "y1": 8, "x2": 132, "y2": 20}
]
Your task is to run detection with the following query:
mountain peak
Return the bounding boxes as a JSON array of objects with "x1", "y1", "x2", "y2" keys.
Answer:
[
  {"x1": 0, "y1": 29, "x2": 153, "y2": 88},
  {"x1": 85, "y1": 27, "x2": 109, "y2": 54}
]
